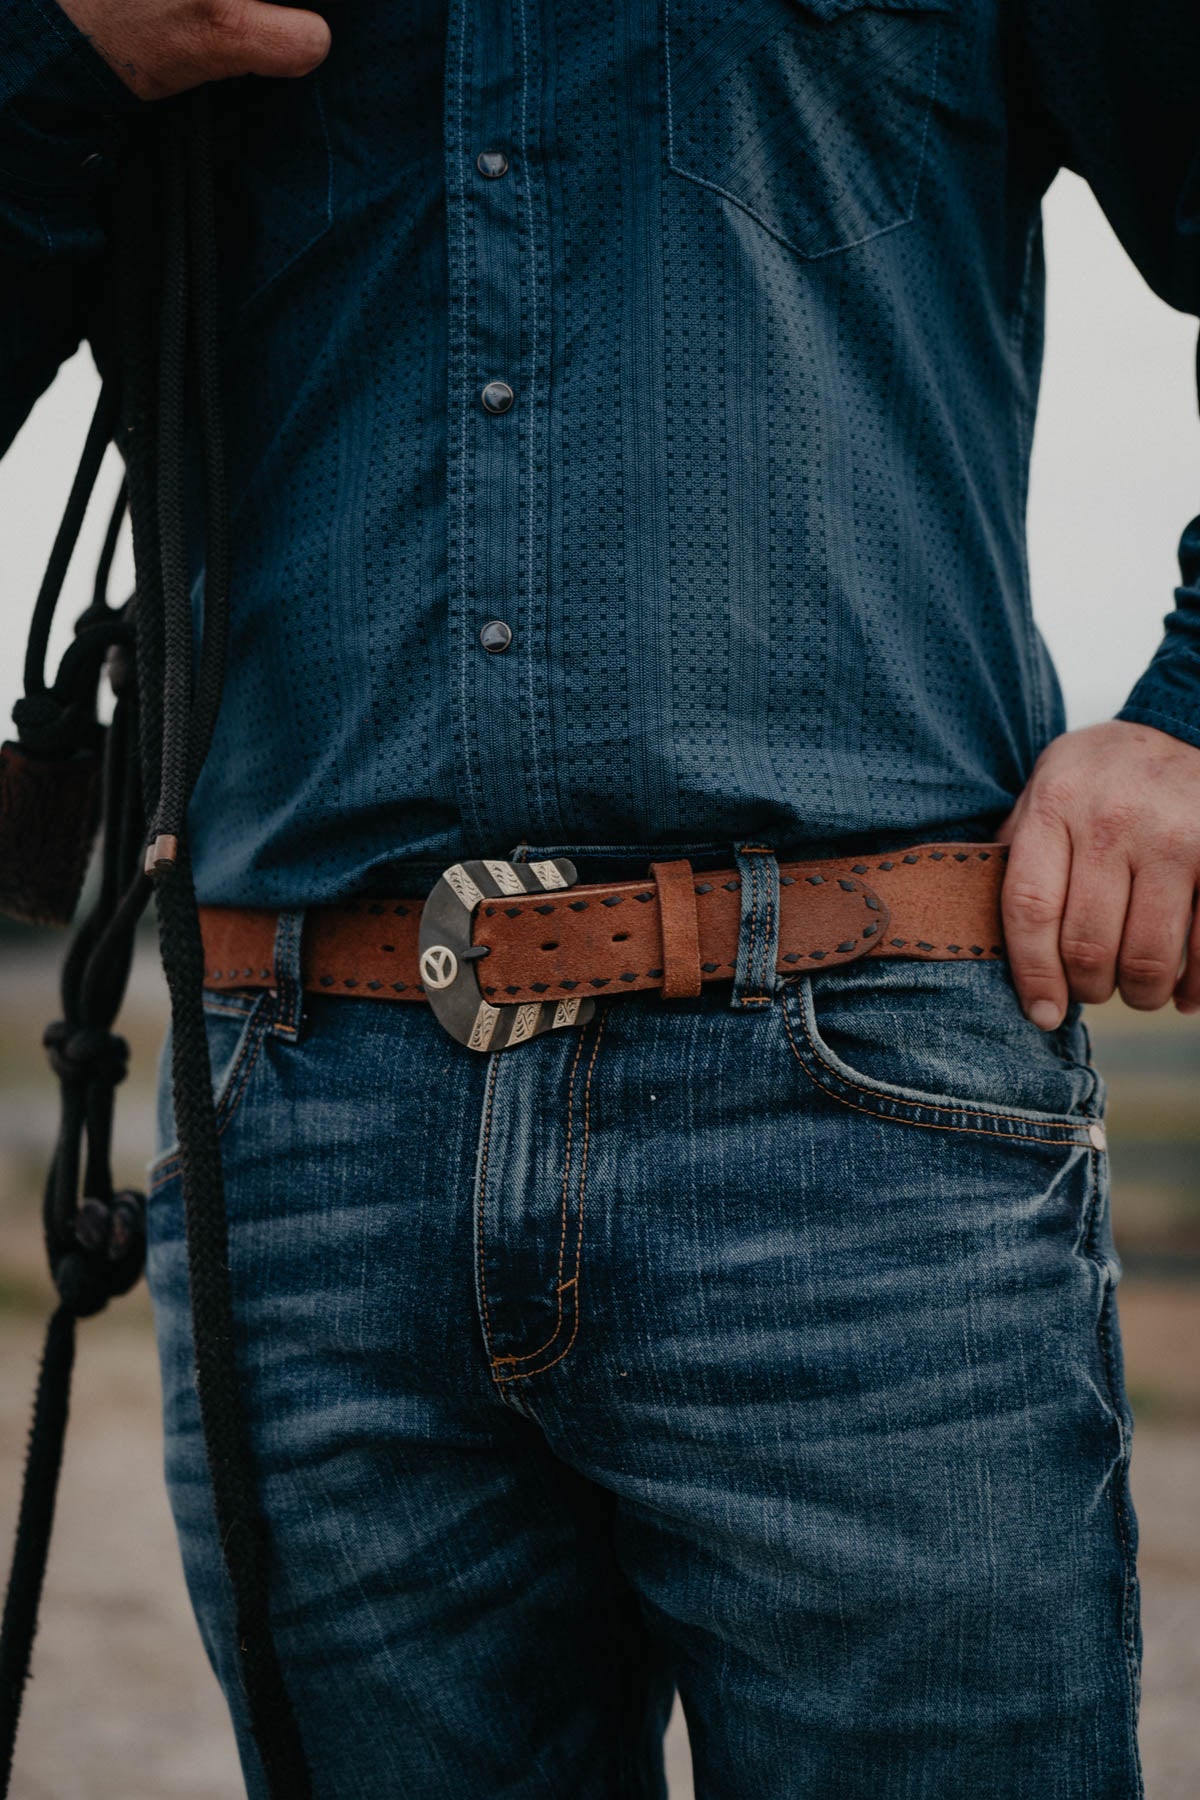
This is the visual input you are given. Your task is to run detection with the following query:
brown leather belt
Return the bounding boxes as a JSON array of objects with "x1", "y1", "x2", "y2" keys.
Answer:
[{"x1": 200, "y1": 842, "x2": 1009, "y2": 1052}]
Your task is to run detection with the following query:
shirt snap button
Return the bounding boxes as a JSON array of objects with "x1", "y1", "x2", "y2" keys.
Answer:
[
  {"x1": 481, "y1": 380, "x2": 514, "y2": 415},
  {"x1": 480, "y1": 620, "x2": 513, "y2": 653},
  {"x1": 476, "y1": 150, "x2": 510, "y2": 179}
]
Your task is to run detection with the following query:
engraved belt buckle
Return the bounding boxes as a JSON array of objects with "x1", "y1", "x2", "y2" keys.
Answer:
[{"x1": 419, "y1": 858, "x2": 597, "y2": 1051}]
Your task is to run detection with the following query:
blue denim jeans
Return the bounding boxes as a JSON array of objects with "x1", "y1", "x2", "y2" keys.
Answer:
[{"x1": 146, "y1": 845, "x2": 1141, "y2": 1798}]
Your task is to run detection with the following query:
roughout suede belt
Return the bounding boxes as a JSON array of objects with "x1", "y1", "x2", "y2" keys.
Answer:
[{"x1": 200, "y1": 842, "x2": 1010, "y2": 1050}]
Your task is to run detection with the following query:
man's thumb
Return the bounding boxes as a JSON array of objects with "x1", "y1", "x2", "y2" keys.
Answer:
[{"x1": 216, "y1": 3, "x2": 332, "y2": 80}]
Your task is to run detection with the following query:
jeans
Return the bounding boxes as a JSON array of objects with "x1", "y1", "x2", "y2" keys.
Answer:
[{"x1": 146, "y1": 844, "x2": 1142, "y2": 1798}]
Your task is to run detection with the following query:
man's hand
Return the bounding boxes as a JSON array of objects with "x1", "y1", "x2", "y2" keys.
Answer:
[
  {"x1": 57, "y1": 0, "x2": 331, "y2": 102},
  {"x1": 997, "y1": 720, "x2": 1200, "y2": 1027}
]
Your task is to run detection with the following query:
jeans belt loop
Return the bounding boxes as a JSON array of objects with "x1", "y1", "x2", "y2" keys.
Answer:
[
  {"x1": 730, "y1": 843, "x2": 781, "y2": 1012},
  {"x1": 270, "y1": 908, "x2": 307, "y2": 1039}
]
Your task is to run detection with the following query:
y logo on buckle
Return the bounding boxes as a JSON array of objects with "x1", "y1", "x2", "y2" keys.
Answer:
[{"x1": 419, "y1": 858, "x2": 597, "y2": 1051}]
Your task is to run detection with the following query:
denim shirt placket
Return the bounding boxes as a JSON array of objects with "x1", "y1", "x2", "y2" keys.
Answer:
[{"x1": 445, "y1": 0, "x2": 557, "y2": 854}]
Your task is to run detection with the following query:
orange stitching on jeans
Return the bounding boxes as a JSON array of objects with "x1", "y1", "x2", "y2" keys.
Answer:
[
  {"x1": 497, "y1": 1017, "x2": 606, "y2": 1383},
  {"x1": 474, "y1": 1050, "x2": 503, "y2": 1363},
  {"x1": 490, "y1": 1023, "x2": 590, "y2": 1368},
  {"x1": 781, "y1": 990, "x2": 1089, "y2": 1146}
]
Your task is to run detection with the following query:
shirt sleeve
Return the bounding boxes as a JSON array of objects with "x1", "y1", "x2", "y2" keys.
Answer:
[
  {"x1": 1013, "y1": 0, "x2": 1200, "y2": 751},
  {"x1": 0, "y1": 0, "x2": 144, "y2": 458}
]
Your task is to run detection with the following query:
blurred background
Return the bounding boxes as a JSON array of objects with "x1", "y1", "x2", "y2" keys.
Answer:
[{"x1": 1, "y1": 171, "x2": 1198, "y2": 1796}]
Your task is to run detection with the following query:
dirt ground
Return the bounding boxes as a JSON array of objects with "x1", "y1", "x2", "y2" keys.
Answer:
[{"x1": 0, "y1": 1290, "x2": 1197, "y2": 1800}]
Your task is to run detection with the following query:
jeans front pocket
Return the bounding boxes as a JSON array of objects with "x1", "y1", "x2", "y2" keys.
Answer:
[
  {"x1": 779, "y1": 957, "x2": 1103, "y2": 1144},
  {"x1": 664, "y1": 0, "x2": 954, "y2": 259},
  {"x1": 148, "y1": 992, "x2": 274, "y2": 1194}
]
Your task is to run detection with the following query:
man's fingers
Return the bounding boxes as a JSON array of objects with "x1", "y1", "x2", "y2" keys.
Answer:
[
  {"x1": 1117, "y1": 869, "x2": 1193, "y2": 1011},
  {"x1": 201, "y1": 1, "x2": 332, "y2": 81},
  {"x1": 1057, "y1": 855, "x2": 1130, "y2": 1005},
  {"x1": 1001, "y1": 817, "x2": 1072, "y2": 1029},
  {"x1": 1174, "y1": 894, "x2": 1200, "y2": 1014}
]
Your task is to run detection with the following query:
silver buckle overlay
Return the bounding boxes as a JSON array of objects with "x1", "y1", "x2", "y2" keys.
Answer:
[{"x1": 418, "y1": 858, "x2": 598, "y2": 1051}]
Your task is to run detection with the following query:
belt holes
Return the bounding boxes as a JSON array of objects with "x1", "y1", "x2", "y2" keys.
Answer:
[
  {"x1": 612, "y1": 931, "x2": 630, "y2": 942},
  {"x1": 540, "y1": 940, "x2": 559, "y2": 952}
]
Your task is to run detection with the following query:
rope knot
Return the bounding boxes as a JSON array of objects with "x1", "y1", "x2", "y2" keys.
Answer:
[
  {"x1": 52, "y1": 1190, "x2": 146, "y2": 1319},
  {"x1": 43, "y1": 1022, "x2": 130, "y2": 1088}
]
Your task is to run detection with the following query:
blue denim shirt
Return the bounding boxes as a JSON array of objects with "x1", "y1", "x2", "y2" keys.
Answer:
[{"x1": 3, "y1": 0, "x2": 1199, "y2": 904}]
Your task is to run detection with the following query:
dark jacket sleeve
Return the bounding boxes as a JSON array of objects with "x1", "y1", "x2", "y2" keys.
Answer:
[
  {"x1": 1015, "y1": 0, "x2": 1200, "y2": 750},
  {"x1": 0, "y1": 0, "x2": 143, "y2": 458}
]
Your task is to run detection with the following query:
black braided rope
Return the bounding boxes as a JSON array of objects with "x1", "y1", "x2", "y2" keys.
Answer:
[
  {"x1": 1, "y1": 87, "x2": 310, "y2": 1797},
  {"x1": 0, "y1": 1309, "x2": 75, "y2": 1794},
  {"x1": 150, "y1": 122, "x2": 192, "y2": 851},
  {"x1": 131, "y1": 95, "x2": 312, "y2": 1796},
  {"x1": 155, "y1": 864, "x2": 312, "y2": 1793}
]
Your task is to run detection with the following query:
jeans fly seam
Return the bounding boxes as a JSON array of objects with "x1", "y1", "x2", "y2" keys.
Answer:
[
  {"x1": 497, "y1": 1016, "x2": 604, "y2": 1384},
  {"x1": 489, "y1": 1021, "x2": 590, "y2": 1369},
  {"x1": 783, "y1": 989, "x2": 1091, "y2": 1145},
  {"x1": 474, "y1": 1049, "x2": 504, "y2": 1365}
]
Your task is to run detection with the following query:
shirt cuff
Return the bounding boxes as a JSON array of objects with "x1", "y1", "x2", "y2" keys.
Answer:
[
  {"x1": 0, "y1": 0, "x2": 144, "y2": 197},
  {"x1": 1117, "y1": 658, "x2": 1200, "y2": 754}
]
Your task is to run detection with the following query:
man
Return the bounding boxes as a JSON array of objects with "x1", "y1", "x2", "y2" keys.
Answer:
[{"x1": 2, "y1": 0, "x2": 1198, "y2": 1793}]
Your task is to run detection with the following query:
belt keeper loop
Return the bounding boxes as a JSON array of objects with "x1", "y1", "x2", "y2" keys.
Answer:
[{"x1": 650, "y1": 859, "x2": 702, "y2": 1000}]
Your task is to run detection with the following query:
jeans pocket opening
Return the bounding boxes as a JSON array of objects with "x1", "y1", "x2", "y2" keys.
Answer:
[
  {"x1": 779, "y1": 973, "x2": 1096, "y2": 1140},
  {"x1": 148, "y1": 992, "x2": 275, "y2": 1192}
]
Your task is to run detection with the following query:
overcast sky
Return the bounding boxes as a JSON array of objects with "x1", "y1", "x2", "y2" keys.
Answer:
[{"x1": 1, "y1": 171, "x2": 1197, "y2": 739}]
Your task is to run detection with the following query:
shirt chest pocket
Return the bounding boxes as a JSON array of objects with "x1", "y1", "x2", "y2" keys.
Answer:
[{"x1": 664, "y1": 0, "x2": 954, "y2": 260}]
